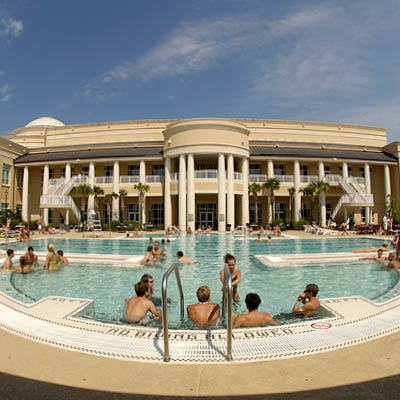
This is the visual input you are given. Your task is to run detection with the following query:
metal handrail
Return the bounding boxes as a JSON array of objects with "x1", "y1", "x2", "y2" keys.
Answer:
[
  {"x1": 221, "y1": 264, "x2": 233, "y2": 361},
  {"x1": 161, "y1": 263, "x2": 184, "y2": 362}
]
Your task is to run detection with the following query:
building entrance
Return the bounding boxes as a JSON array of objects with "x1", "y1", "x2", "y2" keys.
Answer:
[{"x1": 196, "y1": 203, "x2": 217, "y2": 230}]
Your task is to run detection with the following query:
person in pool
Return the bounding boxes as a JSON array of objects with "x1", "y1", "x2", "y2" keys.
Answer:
[
  {"x1": 292, "y1": 284, "x2": 321, "y2": 316},
  {"x1": 177, "y1": 251, "x2": 198, "y2": 265},
  {"x1": 352, "y1": 243, "x2": 390, "y2": 253},
  {"x1": 57, "y1": 250, "x2": 68, "y2": 265},
  {"x1": 359, "y1": 249, "x2": 387, "y2": 262},
  {"x1": 14, "y1": 256, "x2": 33, "y2": 274},
  {"x1": 233, "y1": 293, "x2": 279, "y2": 328},
  {"x1": 220, "y1": 253, "x2": 241, "y2": 301},
  {"x1": 123, "y1": 281, "x2": 159, "y2": 324},
  {"x1": 187, "y1": 286, "x2": 220, "y2": 329},
  {"x1": 152, "y1": 241, "x2": 167, "y2": 261},
  {"x1": 383, "y1": 253, "x2": 400, "y2": 269},
  {"x1": 24, "y1": 246, "x2": 38, "y2": 267},
  {"x1": 3, "y1": 249, "x2": 14, "y2": 269},
  {"x1": 140, "y1": 246, "x2": 154, "y2": 265},
  {"x1": 43, "y1": 243, "x2": 58, "y2": 271}
]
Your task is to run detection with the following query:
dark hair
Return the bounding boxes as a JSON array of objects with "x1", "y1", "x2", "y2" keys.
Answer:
[
  {"x1": 177, "y1": 251, "x2": 183, "y2": 258},
  {"x1": 141, "y1": 273, "x2": 153, "y2": 284},
  {"x1": 245, "y1": 293, "x2": 261, "y2": 311},
  {"x1": 135, "y1": 281, "x2": 148, "y2": 296},
  {"x1": 28, "y1": 246, "x2": 34, "y2": 252},
  {"x1": 147, "y1": 245, "x2": 153, "y2": 252},
  {"x1": 225, "y1": 253, "x2": 236, "y2": 264},
  {"x1": 7, "y1": 249, "x2": 14, "y2": 257},
  {"x1": 161, "y1": 239, "x2": 165, "y2": 244},
  {"x1": 57, "y1": 250, "x2": 64, "y2": 256},
  {"x1": 20, "y1": 256, "x2": 26, "y2": 269},
  {"x1": 305, "y1": 284, "x2": 319, "y2": 297}
]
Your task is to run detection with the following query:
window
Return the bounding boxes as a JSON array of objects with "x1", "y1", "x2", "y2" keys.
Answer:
[
  {"x1": 274, "y1": 203, "x2": 286, "y2": 220},
  {"x1": 104, "y1": 166, "x2": 113, "y2": 177},
  {"x1": 2, "y1": 163, "x2": 11, "y2": 185},
  {"x1": 82, "y1": 166, "x2": 89, "y2": 177},
  {"x1": 274, "y1": 165, "x2": 286, "y2": 176},
  {"x1": 326, "y1": 203, "x2": 332, "y2": 220},
  {"x1": 71, "y1": 167, "x2": 75, "y2": 177},
  {"x1": 361, "y1": 207, "x2": 366, "y2": 223},
  {"x1": 301, "y1": 203, "x2": 310, "y2": 220},
  {"x1": 324, "y1": 166, "x2": 331, "y2": 176},
  {"x1": 61, "y1": 167, "x2": 66, "y2": 178},
  {"x1": 359, "y1": 167, "x2": 365, "y2": 178},
  {"x1": 17, "y1": 169, "x2": 23, "y2": 188},
  {"x1": 150, "y1": 203, "x2": 164, "y2": 226},
  {"x1": 49, "y1": 168, "x2": 54, "y2": 179},
  {"x1": 249, "y1": 164, "x2": 261, "y2": 175},
  {"x1": 300, "y1": 165, "x2": 309, "y2": 176},
  {"x1": 128, "y1": 165, "x2": 139, "y2": 176},
  {"x1": 48, "y1": 209, "x2": 53, "y2": 225},
  {"x1": 1, "y1": 202, "x2": 8, "y2": 211},
  {"x1": 127, "y1": 203, "x2": 139, "y2": 221},
  {"x1": 152, "y1": 165, "x2": 164, "y2": 176},
  {"x1": 348, "y1": 167, "x2": 353, "y2": 177},
  {"x1": 249, "y1": 203, "x2": 262, "y2": 225},
  {"x1": 59, "y1": 213, "x2": 64, "y2": 226}
]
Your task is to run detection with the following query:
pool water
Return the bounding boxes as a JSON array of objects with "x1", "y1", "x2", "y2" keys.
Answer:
[{"x1": 8, "y1": 235, "x2": 398, "y2": 328}]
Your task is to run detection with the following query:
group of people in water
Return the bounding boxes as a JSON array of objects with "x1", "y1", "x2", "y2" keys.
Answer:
[
  {"x1": 3, "y1": 244, "x2": 68, "y2": 273},
  {"x1": 354, "y1": 238, "x2": 400, "y2": 269}
]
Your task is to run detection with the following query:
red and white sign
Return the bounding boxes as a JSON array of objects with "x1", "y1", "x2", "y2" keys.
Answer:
[{"x1": 311, "y1": 322, "x2": 332, "y2": 330}]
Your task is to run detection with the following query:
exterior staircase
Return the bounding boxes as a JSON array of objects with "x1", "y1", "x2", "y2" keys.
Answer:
[{"x1": 40, "y1": 175, "x2": 90, "y2": 222}]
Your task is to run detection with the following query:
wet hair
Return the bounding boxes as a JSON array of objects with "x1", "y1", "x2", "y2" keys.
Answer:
[
  {"x1": 28, "y1": 246, "x2": 34, "y2": 252},
  {"x1": 20, "y1": 256, "x2": 26, "y2": 270},
  {"x1": 197, "y1": 286, "x2": 210, "y2": 302},
  {"x1": 305, "y1": 284, "x2": 319, "y2": 297},
  {"x1": 225, "y1": 253, "x2": 236, "y2": 264},
  {"x1": 245, "y1": 293, "x2": 261, "y2": 311},
  {"x1": 147, "y1": 245, "x2": 153, "y2": 252},
  {"x1": 154, "y1": 241, "x2": 159, "y2": 246},
  {"x1": 141, "y1": 273, "x2": 153, "y2": 284},
  {"x1": 7, "y1": 249, "x2": 14, "y2": 257},
  {"x1": 57, "y1": 250, "x2": 64, "y2": 256},
  {"x1": 161, "y1": 239, "x2": 165, "y2": 244},
  {"x1": 135, "y1": 281, "x2": 148, "y2": 297},
  {"x1": 382, "y1": 244, "x2": 388, "y2": 248},
  {"x1": 166, "y1": 239, "x2": 170, "y2": 243},
  {"x1": 48, "y1": 243, "x2": 55, "y2": 254},
  {"x1": 268, "y1": 235, "x2": 272, "y2": 239},
  {"x1": 177, "y1": 251, "x2": 184, "y2": 258},
  {"x1": 388, "y1": 253, "x2": 395, "y2": 260}
]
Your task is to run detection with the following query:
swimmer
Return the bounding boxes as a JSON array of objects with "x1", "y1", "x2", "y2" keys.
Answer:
[
  {"x1": 57, "y1": 250, "x2": 68, "y2": 265},
  {"x1": 359, "y1": 249, "x2": 387, "y2": 262},
  {"x1": 152, "y1": 241, "x2": 167, "y2": 261},
  {"x1": 3, "y1": 249, "x2": 14, "y2": 269},
  {"x1": 187, "y1": 226, "x2": 193, "y2": 234},
  {"x1": 166, "y1": 238, "x2": 171, "y2": 245},
  {"x1": 14, "y1": 256, "x2": 33, "y2": 274},
  {"x1": 233, "y1": 293, "x2": 279, "y2": 328},
  {"x1": 43, "y1": 243, "x2": 58, "y2": 271},
  {"x1": 140, "y1": 246, "x2": 154, "y2": 265},
  {"x1": 187, "y1": 286, "x2": 220, "y2": 329},
  {"x1": 266, "y1": 235, "x2": 272, "y2": 243},
  {"x1": 177, "y1": 250, "x2": 198, "y2": 264},
  {"x1": 383, "y1": 253, "x2": 400, "y2": 269},
  {"x1": 255, "y1": 233, "x2": 263, "y2": 242},
  {"x1": 292, "y1": 284, "x2": 320, "y2": 316},
  {"x1": 122, "y1": 281, "x2": 160, "y2": 324},
  {"x1": 220, "y1": 253, "x2": 241, "y2": 301},
  {"x1": 24, "y1": 246, "x2": 38, "y2": 267},
  {"x1": 352, "y1": 243, "x2": 389, "y2": 253},
  {"x1": 149, "y1": 237, "x2": 153, "y2": 243},
  {"x1": 205, "y1": 225, "x2": 211, "y2": 234}
]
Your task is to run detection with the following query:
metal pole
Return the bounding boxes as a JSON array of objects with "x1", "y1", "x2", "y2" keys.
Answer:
[{"x1": 225, "y1": 266, "x2": 233, "y2": 361}]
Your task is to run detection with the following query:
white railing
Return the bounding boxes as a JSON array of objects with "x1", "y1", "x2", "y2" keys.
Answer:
[
  {"x1": 234, "y1": 172, "x2": 242, "y2": 181},
  {"x1": 49, "y1": 177, "x2": 66, "y2": 186},
  {"x1": 338, "y1": 176, "x2": 356, "y2": 195},
  {"x1": 348, "y1": 177, "x2": 366, "y2": 195},
  {"x1": 40, "y1": 194, "x2": 81, "y2": 221},
  {"x1": 120, "y1": 175, "x2": 139, "y2": 184},
  {"x1": 249, "y1": 174, "x2": 267, "y2": 183},
  {"x1": 349, "y1": 177, "x2": 365, "y2": 185},
  {"x1": 300, "y1": 175, "x2": 318, "y2": 183},
  {"x1": 195, "y1": 170, "x2": 218, "y2": 179},
  {"x1": 171, "y1": 172, "x2": 179, "y2": 182},
  {"x1": 275, "y1": 175, "x2": 293, "y2": 183},
  {"x1": 95, "y1": 176, "x2": 114, "y2": 185},
  {"x1": 331, "y1": 193, "x2": 374, "y2": 219},
  {"x1": 324, "y1": 174, "x2": 340, "y2": 184},
  {"x1": 146, "y1": 175, "x2": 163, "y2": 183}
]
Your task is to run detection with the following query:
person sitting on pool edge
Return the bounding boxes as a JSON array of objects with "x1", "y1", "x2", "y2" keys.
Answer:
[
  {"x1": 233, "y1": 293, "x2": 279, "y2": 328},
  {"x1": 292, "y1": 284, "x2": 321, "y2": 316},
  {"x1": 177, "y1": 251, "x2": 198, "y2": 264},
  {"x1": 187, "y1": 286, "x2": 220, "y2": 329},
  {"x1": 122, "y1": 281, "x2": 160, "y2": 324}
]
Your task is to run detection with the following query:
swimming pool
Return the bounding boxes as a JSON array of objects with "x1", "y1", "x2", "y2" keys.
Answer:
[{"x1": 7, "y1": 235, "x2": 398, "y2": 328}]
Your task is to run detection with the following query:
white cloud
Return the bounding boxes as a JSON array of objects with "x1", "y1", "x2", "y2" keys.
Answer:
[
  {"x1": 0, "y1": 10, "x2": 23, "y2": 38},
  {"x1": 1, "y1": 92, "x2": 13, "y2": 102},
  {"x1": 0, "y1": 83, "x2": 13, "y2": 103}
]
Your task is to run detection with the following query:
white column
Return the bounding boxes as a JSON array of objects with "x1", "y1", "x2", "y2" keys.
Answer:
[
  {"x1": 267, "y1": 160, "x2": 274, "y2": 224},
  {"x1": 187, "y1": 154, "x2": 195, "y2": 232},
  {"x1": 218, "y1": 154, "x2": 226, "y2": 232},
  {"x1": 267, "y1": 160, "x2": 274, "y2": 178},
  {"x1": 242, "y1": 157, "x2": 249, "y2": 226},
  {"x1": 384, "y1": 164, "x2": 391, "y2": 209},
  {"x1": 294, "y1": 161, "x2": 301, "y2": 222},
  {"x1": 164, "y1": 157, "x2": 172, "y2": 229},
  {"x1": 88, "y1": 162, "x2": 95, "y2": 212},
  {"x1": 140, "y1": 160, "x2": 146, "y2": 225},
  {"x1": 43, "y1": 164, "x2": 49, "y2": 226},
  {"x1": 227, "y1": 154, "x2": 235, "y2": 229},
  {"x1": 65, "y1": 163, "x2": 71, "y2": 225},
  {"x1": 318, "y1": 161, "x2": 326, "y2": 227},
  {"x1": 112, "y1": 161, "x2": 120, "y2": 220},
  {"x1": 364, "y1": 163, "x2": 371, "y2": 224},
  {"x1": 178, "y1": 155, "x2": 187, "y2": 231},
  {"x1": 342, "y1": 162, "x2": 348, "y2": 179},
  {"x1": 22, "y1": 166, "x2": 29, "y2": 222}
]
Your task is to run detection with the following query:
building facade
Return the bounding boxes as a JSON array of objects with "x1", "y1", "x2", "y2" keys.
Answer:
[{"x1": 4, "y1": 116, "x2": 400, "y2": 230}]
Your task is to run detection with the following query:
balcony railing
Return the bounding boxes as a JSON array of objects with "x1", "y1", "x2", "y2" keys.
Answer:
[
  {"x1": 49, "y1": 177, "x2": 66, "y2": 186},
  {"x1": 348, "y1": 177, "x2": 365, "y2": 185},
  {"x1": 324, "y1": 174, "x2": 340, "y2": 184},
  {"x1": 95, "y1": 176, "x2": 113, "y2": 185},
  {"x1": 275, "y1": 175, "x2": 293, "y2": 183},
  {"x1": 234, "y1": 172, "x2": 242, "y2": 181},
  {"x1": 120, "y1": 175, "x2": 140, "y2": 184},
  {"x1": 249, "y1": 174, "x2": 267, "y2": 183},
  {"x1": 195, "y1": 169, "x2": 218, "y2": 179},
  {"x1": 300, "y1": 175, "x2": 318, "y2": 183},
  {"x1": 146, "y1": 175, "x2": 163, "y2": 183},
  {"x1": 171, "y1": 172, "x2": 179, "y2": 182}
]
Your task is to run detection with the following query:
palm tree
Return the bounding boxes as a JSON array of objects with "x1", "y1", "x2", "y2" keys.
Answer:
[
  {"x1": 76, "y1": 184, "x2": 94, "y2": 224},
  {"x1": 288, "y1": 187, "x2": 296, "y2": 228},
  {"x1": 104, "y1": 192, "x2": 118, "y2": 232},
  {"x1": 263, "y1": 178, "x2": 281, "y2": 224},
  {"x1": 134, "y1": 182, "x2": 149, "y2": 229},
  {"x1": 299, "y1": 183, "x2": 315, "y2": 223},
  {"x1": 93, "y1": 185, "x2": 104, "y2": 214},
  {"x1": 248, "y1": 182, "x2": 263, "y2": 226},
  {"x1": 314, "y1": 180, "x2": 330, "y2": 225},
  {"x1": 118, "y1": 189, "x2": 128, "y2": 222}
]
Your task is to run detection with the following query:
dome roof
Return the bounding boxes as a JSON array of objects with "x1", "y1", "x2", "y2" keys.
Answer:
[{"x1": 25, "y1": 117, "x2": 65, "y2": 127}]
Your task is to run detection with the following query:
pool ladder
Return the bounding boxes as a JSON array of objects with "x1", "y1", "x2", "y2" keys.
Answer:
[{"x1": 161, "y1": 263, "x2": 233, "y2": 362}]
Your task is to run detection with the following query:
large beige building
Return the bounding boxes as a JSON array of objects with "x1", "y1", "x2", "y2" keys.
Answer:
[{"x1": 3, "y1": 116, "x2": 400, "y2": 230}]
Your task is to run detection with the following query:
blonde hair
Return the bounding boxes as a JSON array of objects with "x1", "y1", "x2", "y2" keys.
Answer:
[
  {"x1": 197, "y1": 286, "x2": 210, "y2": 302},
  {"x1": 47, "y1": 243, "x2": 55, "y2": 254}
]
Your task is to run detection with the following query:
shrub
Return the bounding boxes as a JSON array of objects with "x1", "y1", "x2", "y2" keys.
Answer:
[{"x1": 291, "y1": 219, "x2": 309, "y2": 230}]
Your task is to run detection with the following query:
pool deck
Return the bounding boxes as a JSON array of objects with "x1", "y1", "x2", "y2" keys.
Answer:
[{"x1": 1, "y1": 230, "x2": 399, "y2": 398}]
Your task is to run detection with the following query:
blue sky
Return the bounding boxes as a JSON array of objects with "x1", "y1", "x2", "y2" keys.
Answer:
[{"x1": 1, "y1": 0, "x2": 400, "y2": 143}]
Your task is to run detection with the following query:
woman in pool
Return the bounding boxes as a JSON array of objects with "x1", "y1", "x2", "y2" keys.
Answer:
[
  {"x1": 14, "y1": 256, "x2": 33, "y2": 274},
  {"x1": 43, "y1": 243, "x2": 58, "y2": 271}
]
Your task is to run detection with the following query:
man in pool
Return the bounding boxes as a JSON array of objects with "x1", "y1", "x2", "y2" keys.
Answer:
[
  {"x1": 292, "y1": 284, "x2": 321, "y2": 316},
  {"x1": 3, "y1": 249, "x2": 14, "y2": 269},
  {"x1": 359, "y1": 249, "x2": 387, "y2": 262},
  {"x1": 57, "y1": 250, "x2": 68, "y2": 265},
  {"x1": 177, "y1": 251, "x2": 198, "y2": 264},
  {"x1": 152, "y1": 241, "x2": 167, "y2": 261},
  {"x1": 383, "y1": 253, "x2": 400, "y2": 269},
  {"x1": 24, "y1": 246, "x2": 38, "y2": 267},
  {"x1": 140, "y1": 246, "x2": 154, "y2": 265},
  {"x1": 352, "y1": 243, "x2": 390, "y2": 253},
  {"x1": 220, "y1": 253, "x2": 241, "y2": 301},
  {"x1": 187, "y1": 286, "x2": 220, "y2": 328},
  {"x1": 233, "y1": 293, "x2": 279, "y2": 328},
  {"x1": 123, "y1": 281, "x2": 159, "y2": 324}
]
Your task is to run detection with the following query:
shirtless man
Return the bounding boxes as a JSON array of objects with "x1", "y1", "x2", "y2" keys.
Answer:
[
  {"x1": 14, "y1": 256, "x2": 33, "y2": 274},
  {"x1": 266, "y1": 235, "x2": 272, "y2": 243},
  {"x1": 353, "y1": 243, "x2": 390, "y2": 253},
  {"x1": 24, "y1": 246, "x2": 38, "y2": 267},
  {"x1": 220, "y1": 253, "x2": 241, "y2": 301},
  {"x1": 3, "y1": 249, "x2": 14, "y2": 269},
  {"x1": 187, "y1": 286, "x2": 220, "y2": 328},
  {"x1": 383, "y1": 253, "x2": 400, "y2": 269},
  {"x1": 359, "y1": 249, "x2": 387, "y2": 262},
  {"x1": 57, "y1": 250, "x2": 68, "y2": 265},
  {"x1": 177, "y1": 251, "x2": 198, "y2": 264},
  {"x1": 233, "y1": 293, "x2": 279, "y2": 328},
  {"x1": 140, "y1": 246, "x2": 154, "y2": 265},
  {"x1": 255, "y1": 233, "x2": 263, "y2": 242},
  {"x1": 152, "y1": 241, "x2": 167, "y2": 261},
  {"x1": 292, "y1": 283, "x2": 321, "y2": 316},
  {"x1": 122, "y1": 281, "x2": 159, "y2": 323}
]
